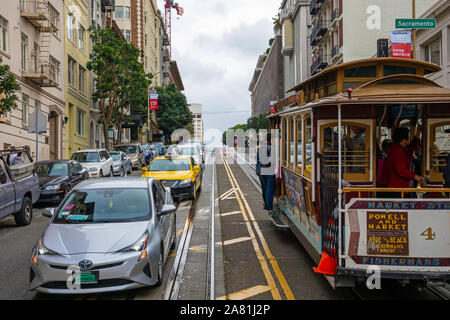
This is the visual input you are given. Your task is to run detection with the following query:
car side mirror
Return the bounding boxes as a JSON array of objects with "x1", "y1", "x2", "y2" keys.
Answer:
[
  {"x1": 43, "y1": 208, "x2": 55, "y2": 218},
  {"x1": 159, "y1": 204, "x2": 176, "y2": 216},
  {"x1": 194, "y1": 165, "x2": 200, "y2": 173}
]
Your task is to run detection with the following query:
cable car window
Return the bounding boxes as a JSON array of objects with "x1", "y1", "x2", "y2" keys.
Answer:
[
  {"x1": 430, "y1": 123, "x2": 450, "y2": 182},
  {"x1": 289, "y1": 118, "x2": 295, "y2": 165},
  {"x1": 305, "y1": 116, "x2": 312, "y2": 177},
  {"x1": 297, "y1": 117, "x2": 303, "y2": 170},
  {"x1": 321, "y1": 123, "x2": 370, "y2": 181},
  {"x1": 327, "y1": 83, "x2": 337, "y2": 96},
  {"x1": 383, "y1": 65, "x2": 416, "y2": 76},
  {"x1": 282, "y1": 119, "x2": 287, "y2": 164},
  {"x1": 343, "y1": 82, "x2": 361, "y2": 90},
  {"x1": 344, "y1": 66, "x2": 377, "y2": 78}
]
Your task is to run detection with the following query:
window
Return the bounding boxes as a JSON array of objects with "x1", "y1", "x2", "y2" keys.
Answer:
[
  {"x1": 79, "y1": 66, "x2": 86, "y2": 93},
  {"x1": 344, "y1": 66, "x2": 377, "y2": 78},
  {"x1": 77, "y1": 109, "x2": 85, "y2": 136},
  {"x1": 68, "y1": 57, "x2": 76, "y2": 87},
  {"x1": 122, "y1": 29, "x2": 131, "y2": 43},
  {"x1": 383, "y1": 65, "x2": 416, "y2": 76},
  {"x1": 304, "y1": 116, "x2": 312, "y2": 177},
  {"x1": 67, "y1": 11, "x2": 76, "y2": 43},
  {"x1": 21, "y1": 33, "x2": 28, "y2": 71},
  {"x1": 0, "y1": 16, "x2": 8, "y2": 53},
  {"x1": 282, "y1": 118, "x2": 287, "y2": 163},
  {"x1": 49, "y1": 55, "x2": 60, "y2": 83},
  {"x1": 430, "y1": 122, "x2": 450, "y2": 182},
  {"x1": 296, "y1": 117, "x2": 302, "y2": 170},
  {"x1": 321, "y1": 123, "x2": 370, "y2": 181},
  {"x1": 22, "y1": 94, "x2": 29, "y2": 125},
  {"x1": 124, "y1": 7, "x2": 130, "y2": 19},
  {"x1": 424, "y1": 37, "x2": 441, "y2": 66},
  {"x1": 289, "y1": 118, "x2": 295, "y2": 165},
  {"x1": 78, "y1": 24, "x2": 85, "y2": 51},
  {"x1": 115, "y1": 6, "x2": 124, "y2": 19}
]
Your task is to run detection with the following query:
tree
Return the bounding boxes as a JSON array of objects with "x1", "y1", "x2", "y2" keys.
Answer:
[
  {"x1": 155, "y1": 83, "x2": 192, "y2": 142},
  {"x1": 87, "y1": 27, "x2": 152, "y2": 149},
  {"x1": 0, "y1": 56, "x2": 20, "y2": 118}
]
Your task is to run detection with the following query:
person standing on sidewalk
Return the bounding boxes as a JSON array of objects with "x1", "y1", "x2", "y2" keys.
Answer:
[{"x1": 257, "y1": 132, "x2": 276, "y2": 216}]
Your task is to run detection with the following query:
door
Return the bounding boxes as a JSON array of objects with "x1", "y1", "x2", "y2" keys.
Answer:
[
  {"x1": 49, "y1": 111, "x2": 59, "y2": 160},
  {"x1": 154, "y1": 181, "x2": 170, "y2": 256},
  {"x1": 0, "y1": 163, "x2": 15, "y2": 219}
]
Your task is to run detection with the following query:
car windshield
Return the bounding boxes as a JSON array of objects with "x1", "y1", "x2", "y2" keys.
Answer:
[
  {"x1": 141, "y1": 144, "x2": 149, "y2": 152},
  {"x1": 54, "y1": 188, "x2": 151, "y2": 223},
  {"x1": 149, "y1": 158, "x2": 191, "y2": 171},
  {"x1": 71, "y1": 152, "x2": 99, "y2": 163},
  {"x1": 178, "y1": 147, "x2": 198, "y2": 156},
  {"x1": 36, "y1": 163, "x2": 68, "y2": 177},
  {"x1": 116, "y1": 145, "x2": 137, "y2": 153},
  {"x1": 110, "y1": 153, "x2": 121, "y2": 161}
]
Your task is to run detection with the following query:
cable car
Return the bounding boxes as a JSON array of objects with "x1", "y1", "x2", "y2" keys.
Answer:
[{"x1": 269, "y1": 58, "x2": 450, "y2": 289}]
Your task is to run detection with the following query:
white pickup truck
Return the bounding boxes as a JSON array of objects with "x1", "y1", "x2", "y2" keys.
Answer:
[{"x1": 0, "y1": 147, "x2": 40, "y2": 226}]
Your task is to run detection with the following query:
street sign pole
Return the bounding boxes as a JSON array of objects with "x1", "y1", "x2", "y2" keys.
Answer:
[
  {"x1": 148, "y1": 88, "x2": 151, "y2": 143},
  {"x1": 35, "y1": 108, "x2": 39, "y2": 162},
  {"x1": 412, "y1": 0, "x2": 416, "y2": 59}
]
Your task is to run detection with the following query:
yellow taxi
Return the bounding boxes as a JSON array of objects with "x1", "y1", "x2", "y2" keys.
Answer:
[{"x1": 141, "y1": 152, "x2": 202, "y2": 200}]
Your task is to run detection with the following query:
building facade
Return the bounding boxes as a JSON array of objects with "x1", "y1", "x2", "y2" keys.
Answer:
[
  {"x1": 309, "y1": 0, "x2": 438, "y2": 75},
  {"x1": 248, "y1": 34, "x2": 284, "y2": 117},
  {"x1": 188, "y1": 103, "x2": 203, "y2": 143},
  {"x1": 64, "y1": 0, "x2": 90, "y2": 158},
  {"x1": 0, "y1": 0, "x2": 65, "y2": 161},
  {"x1": 416, "y1": 0, "x2": 450, "y2": 88}
]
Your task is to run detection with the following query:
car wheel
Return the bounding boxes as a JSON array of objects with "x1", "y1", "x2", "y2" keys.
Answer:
[
  {"x1": 128, "y1": 165, "x2": 132, "y2": 174},
  {"x1": 109, "y1": 167, "x2": 113, "y2": 177},
  {"x1": 154, "y1": 246, "x2": 164, "y2": 287},
  {"x1": 100, "y1": 170, "x2": 104, "y2": 177},
  {"x1": 120, "y1": 166, "x2": 125, "y2": 177},
  {"x1": 191, "y1": 185, "x2": 197, "y2": 201},
  {"x1": 14, "y1": 196, "x2": 32, "y2": 226}
]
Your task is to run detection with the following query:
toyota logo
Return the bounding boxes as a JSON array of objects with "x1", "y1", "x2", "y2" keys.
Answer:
[{"x1": 78, "y1": 260, "x2": 93, "y2": 271}]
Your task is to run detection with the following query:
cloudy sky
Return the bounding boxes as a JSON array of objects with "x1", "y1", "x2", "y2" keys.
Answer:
[{"x1": 156, "y1": 0, "x2": 280, "y2": 143}]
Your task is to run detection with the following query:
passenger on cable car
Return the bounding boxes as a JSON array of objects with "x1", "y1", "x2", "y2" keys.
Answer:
[
  {"x1": 380, "y1": 127, "x2": 424, "y2": 197},
  {"x1": 256, "y1": 132, "x2": 276, "y2": 216},
  {"x1": 376, "y1": 139, "x2": 393, "y2": 187}
]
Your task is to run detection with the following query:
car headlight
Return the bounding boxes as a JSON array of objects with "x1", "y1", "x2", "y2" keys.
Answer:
[
  {"x1": 119, "y1": 231, "x2": 149, "y2": 261},
  {"x1": 32, "y1": 237, "x2": 58, "y2": 265},
  {"x1": 88, "y1": 167, "x2": 98, "y2": 172},
  {"x1": 180, "y1": 178, "x2": 193, "y2": 185},
  {"x1": 45, "y1": 184, "x2": 61, "y2": 191}
]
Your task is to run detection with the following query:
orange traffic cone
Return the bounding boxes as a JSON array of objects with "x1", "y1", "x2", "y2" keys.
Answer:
[{"x1": 313, "y1": 251, "x2": 337, "y2": 275}]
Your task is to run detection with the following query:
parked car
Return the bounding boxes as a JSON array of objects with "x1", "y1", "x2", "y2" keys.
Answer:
[
  {"x1": 30, "y1": 177, "x2": 177, "y2": 294},
  {"x1": 114, "y1": 143, "x2": 146, "y2": 170},
  {"x1": 148, "y1": 144, "x2": 158, "y2": 160},
  {"x1": 35, "y1": 160, "x2": 89, "y2": 205},
  {"x1": 109, "y1": 151, "x2": 132, "y2": 176},
  {"x1": 0, "y1": 146, "x2": 40, "y2": 226},
  {"x1": 71, "y1": 149, "x2": 114, "y2": 178}
]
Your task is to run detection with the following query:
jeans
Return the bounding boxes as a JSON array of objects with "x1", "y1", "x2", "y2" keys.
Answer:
[{"x1": 260, "y1": 174, "x2": 275, "y2": 211}]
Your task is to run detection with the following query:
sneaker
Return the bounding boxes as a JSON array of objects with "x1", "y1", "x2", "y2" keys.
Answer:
[{"x1": 267, "y1": 210, "x2": 277, "y2": 217}]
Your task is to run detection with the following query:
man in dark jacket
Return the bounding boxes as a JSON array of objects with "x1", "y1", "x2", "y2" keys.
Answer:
[{"x1": 381, "y1": 127, "x2": 423, "y2": 195}]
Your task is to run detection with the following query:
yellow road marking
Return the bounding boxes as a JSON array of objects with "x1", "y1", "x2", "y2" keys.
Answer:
[
  {"x1": 216, "y1": 285, "x2": 271, "y2": 300},
  {"x1": 189, "y1": 246, "x2": 206, "y2": 252},
  {"x1": 222, "y1": 157, "x2": 281, "y2": 300},
  {"x1": 224, "y1": 156, "x2": 295, "y2": 300},
  {"x1": 220, "y1": 210, "x2": 242, "y2": 217},
  {"x1": 176, "y1": 229, "x2": 184, "y2": 236},
  {"x1": 168, "y1": 253, "x2": 176, "y2": 258},
  {"x1": 219, "y1": 188, "x2": 236, "y2": 200},
  {"x1": 221, "y1": 236, "x2": 252, "y2": 246}
]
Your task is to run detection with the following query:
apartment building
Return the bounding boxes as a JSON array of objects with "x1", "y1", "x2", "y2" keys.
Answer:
[
  {"x1": 416, "y1": 0, "x2": 450, "y2": 88},
  {"x1": 64, "y1": 0, "x2": 90, "y2": 158},
  {"x1": 280, "y1": 0, "x2": 311, "y2": 92},
  {"x1": 309, "y1": 0, "x2": 438, "y2": 75},
  {"x1": 188, "y1": 103, "x2": 204, "y2": 143},
  {"x1": 0, "y1": 0, "x2": 65, "y2": 161},
  {"x1": 248, "y1": 34, "x2": 284, "y2": 117}
]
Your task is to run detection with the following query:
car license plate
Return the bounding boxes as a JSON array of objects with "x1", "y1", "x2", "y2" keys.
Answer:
[{"x1": 76, "y1": 271, "x2": 99, "y2": 284}]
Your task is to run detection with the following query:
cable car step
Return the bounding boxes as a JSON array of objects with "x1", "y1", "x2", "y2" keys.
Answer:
[{"x1": 269, "y1": 214, "x2": 289, "y2": 229}]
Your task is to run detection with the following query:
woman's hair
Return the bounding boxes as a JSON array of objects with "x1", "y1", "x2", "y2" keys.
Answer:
[
  {"x1": 381, "y1": 139, "x2": 393, "y2": 153},
  {"x1": 393, "y1": 127, "x2": 410, "y2": 143}
]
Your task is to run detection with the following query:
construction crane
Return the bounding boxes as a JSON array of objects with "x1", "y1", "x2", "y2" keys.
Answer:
[{"x1": 164, "y1": 0, "x2": 184, "y2": 59}]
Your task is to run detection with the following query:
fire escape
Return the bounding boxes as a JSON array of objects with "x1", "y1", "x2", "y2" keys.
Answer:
[{"x1": 20, "y1": 0, "x2": 60, "y2": 88}]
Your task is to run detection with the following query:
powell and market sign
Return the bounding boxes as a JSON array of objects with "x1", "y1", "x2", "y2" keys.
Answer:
[{"x1": 395, "y1": 18, "x2": 436, "y2": 29}]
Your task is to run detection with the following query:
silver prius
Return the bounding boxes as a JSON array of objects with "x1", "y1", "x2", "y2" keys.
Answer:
[{"x1": 29, "y1": 177, "x2": 177, "y2": 294}]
